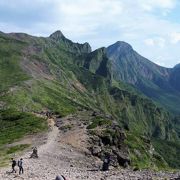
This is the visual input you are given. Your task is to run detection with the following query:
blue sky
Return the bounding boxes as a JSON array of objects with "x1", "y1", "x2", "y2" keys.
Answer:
[{"x1": 0, "y1": 0, "x2": 180, "y2": 67}]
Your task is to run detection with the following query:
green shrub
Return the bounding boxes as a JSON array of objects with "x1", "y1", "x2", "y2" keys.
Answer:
[
  {"x1": 152, "y1": 139, "x2": 180, "y2": 168},
  {"x1": 0, "y1": 109, "x2": 48, "y2": 145},
  {"x1": 6, "y1": 144, "x2": 30, "y2": 154},
  {"x1": 87, "y1": 117, "x2": 111, "y2": 129}
]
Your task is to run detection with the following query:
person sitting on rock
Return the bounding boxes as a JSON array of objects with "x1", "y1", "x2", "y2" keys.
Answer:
[{"x1": 30, "y1": 147, "x2": 38, "y2": 158}]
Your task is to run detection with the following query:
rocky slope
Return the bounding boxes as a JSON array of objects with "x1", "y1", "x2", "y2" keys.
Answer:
[
  {"x1": 170, "y1": 64, "x2": 180, "y2": 91},
  {"x1": 106, "y1": 41, "x2": 180, "y2": 114},
  {"x1": 0, "y1": 116, "x2": 179, "y2": 180}
]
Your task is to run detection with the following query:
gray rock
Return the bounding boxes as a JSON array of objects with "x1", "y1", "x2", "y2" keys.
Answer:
[{"x1": 92, "y1": 146, "x2": 102, "y2": 155}]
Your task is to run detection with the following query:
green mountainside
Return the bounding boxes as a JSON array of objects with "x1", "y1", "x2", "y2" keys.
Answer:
[
  {"x1": 106, "y1": 41, "x2": 180, "y2": 114},
  {"x1": 0, "y1": 31, "x2": 180, "y2": 169}
]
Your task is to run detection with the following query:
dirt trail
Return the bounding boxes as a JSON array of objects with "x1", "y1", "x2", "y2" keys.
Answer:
[
  {"x1": 0, "y1": 116, "x2": 179, "y2": 180},
  {"x1": 0, "y1": 117, "x2": 100, "y2": 180}
]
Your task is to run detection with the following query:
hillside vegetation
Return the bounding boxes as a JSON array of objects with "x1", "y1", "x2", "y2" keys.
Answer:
[{"x1": 0, "y1": 109, "x2": 47, "y2": 166}]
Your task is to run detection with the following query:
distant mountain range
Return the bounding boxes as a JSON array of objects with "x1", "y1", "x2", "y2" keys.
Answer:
[
  {"x1": 106, "y1": 41, "x2": 180, "y2": 114},
  {"x1": 74, "y1": 37, "x2": 180, "y2": 114},
  {"x1": 0, "y1": 30, "x2": 180, "y2": 169}
]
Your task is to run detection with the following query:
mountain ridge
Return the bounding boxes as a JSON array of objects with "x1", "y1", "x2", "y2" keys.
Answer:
[{"x1": 106, "y1": 41, "x2": 180, "y2": 114}]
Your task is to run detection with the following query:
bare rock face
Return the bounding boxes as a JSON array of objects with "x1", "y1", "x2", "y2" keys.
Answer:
[
  {"x1": 92, "y1": 146, "x2": 102, "y2": 156},
  {"x1": 49, "y1": 30, "x2": 92, "y2": 54},
  {"x1": 113, "y1": 150, "x2": 130, "y2": 167},
  {"x1": 49, "y1": 30, "x2": 65, "y2": 40},
  {"x1": 88, "y1": 124, "x2": 130, "y2": 168}
]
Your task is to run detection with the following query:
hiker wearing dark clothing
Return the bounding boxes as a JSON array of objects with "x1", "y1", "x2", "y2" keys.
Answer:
[
  {"x1": 30, "y1": 147, "x2": 38, "y2": 158},
  {"x1": 18, "y1": 158, "x2": 24, "y2": 175},
  {"x1": 11, "y1": 158, "x2": 16, "y2": 173},
  {"x1": 102, "y1": 154, "x2": 111, "y2": 171}
]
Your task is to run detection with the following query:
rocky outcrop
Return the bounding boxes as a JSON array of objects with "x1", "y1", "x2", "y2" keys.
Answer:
[
  {"x1": 89, "y1": 124, "x2": 130, "y2": 168},
  {"x1": 49, "y1": 30, "x2": 92, "y2": 54},
  {"x1": 49, "y1": 30, "x2": 65, "y2": 40},
  {"x1": 83, "y1": 47, "x2": 110, "y2": 78}
]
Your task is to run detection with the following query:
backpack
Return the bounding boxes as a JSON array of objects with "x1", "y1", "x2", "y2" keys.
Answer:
[
  {"x1": 18, "y1": 160, "x2": 22, "y2": 167},
  {"x1": 12, "y1": 160, "x2": 16, "y2": 166}
]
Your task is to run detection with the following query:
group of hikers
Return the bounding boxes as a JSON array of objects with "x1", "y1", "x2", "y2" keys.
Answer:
[
  {"x1": 11, "y1": 158, "x2": 23, "y2": 175},
  {"x1": 10, "y1": 146, "x2": 111, "y2": 179},
  {"x1": 10, "y1": 147, "x2": 38, "y2": 175}
]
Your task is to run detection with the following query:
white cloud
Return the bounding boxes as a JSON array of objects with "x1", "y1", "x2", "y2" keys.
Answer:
[
  {"x1": 144, "y1": 37, "x2": 166, "y2": 48},
  {"x1": 58, "y1": 0, "x2": 123, "y2": 16},
  {"x1": 138, "y1": 0, "x2": 177, "y2": 11},
  {"x1": 144, "y1": 38, "x2": 155, "y2": 46},
  {"x1": 55, "y1": 0, "x2": 123, "y2": 38},
  {"x1": 154, "y1": 58, "x2": 166, "y2": 67},
  {"x1": 158, "y1": 38, "x2": 166, "y2": 48},
  {"x1": 170, "y1": 32, "x2": 180, "y2": 44}
]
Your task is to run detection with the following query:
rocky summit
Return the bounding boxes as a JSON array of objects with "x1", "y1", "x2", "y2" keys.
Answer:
[{"x1": 0, "y1": 30, "x2": 180, "y2": 179}]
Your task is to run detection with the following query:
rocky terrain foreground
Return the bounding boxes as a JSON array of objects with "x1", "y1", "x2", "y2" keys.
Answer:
[{"x1": 0, "y1": 116, "x2": 179, "y2": 180}]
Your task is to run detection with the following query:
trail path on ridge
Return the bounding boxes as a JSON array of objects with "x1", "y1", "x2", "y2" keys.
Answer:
[{"x1": 0, "y1": 116, "x2": 179, "y2": 180}]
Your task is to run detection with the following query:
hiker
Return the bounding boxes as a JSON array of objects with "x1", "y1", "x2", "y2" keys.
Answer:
[
  {"x1": 11, "y1": 158, "x2": 16, "y2": 173},
  {"x1": 18, "y1": 158, "x2": 24, "y2": 175},
  {"x1": 55, "y1": 175, "x2": 67, "y2": 180},
  {"x1": 102, "y1": 154, "x2": 111, "y2": 171},
  {"x1": 30, "y1": 147, "x2": 38, "y2": 158}
]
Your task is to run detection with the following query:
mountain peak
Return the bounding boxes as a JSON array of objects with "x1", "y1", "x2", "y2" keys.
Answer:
[
  {"x1": 49, "y1": 30, "x2": 65, "y2": 40},
  {"x1": 114, "y1": 41, "x2": 133, "y2": 50},
  {"x1": 107, "y1": 41, "x2": 133, "y2": 55}
]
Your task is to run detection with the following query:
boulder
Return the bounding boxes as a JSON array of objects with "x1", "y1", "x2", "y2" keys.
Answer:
[
  {"x1": 92, "y1": 146, "x2": 102, "y2": 156},
  {"x1": 115, "y1": 151, "x2": 130, "y2": 167}
]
